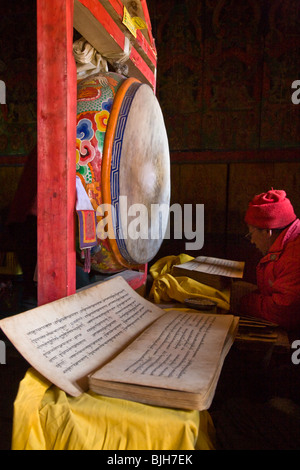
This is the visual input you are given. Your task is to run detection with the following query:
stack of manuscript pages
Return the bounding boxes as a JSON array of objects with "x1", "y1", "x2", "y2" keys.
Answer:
[{"x1": 0, "y1": 277, "x2": 238, "y2": 411}]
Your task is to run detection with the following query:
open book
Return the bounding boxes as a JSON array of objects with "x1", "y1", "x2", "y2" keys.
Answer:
[
  {"x1": 0, "y1": 277, "x2": 238, "y2": 410},
  {"x1": 172, "y1": 256, "x2": 245, "y2": 290}
]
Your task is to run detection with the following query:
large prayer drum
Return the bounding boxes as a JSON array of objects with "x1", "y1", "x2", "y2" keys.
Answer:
[{"x1": 76, "y1": 72, "x2": 170, "y2": 273}]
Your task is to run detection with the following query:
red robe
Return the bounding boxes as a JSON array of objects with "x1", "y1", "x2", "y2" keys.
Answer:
[{"x1": 241, "y1": 218, "x2": 300, "y2": 334}]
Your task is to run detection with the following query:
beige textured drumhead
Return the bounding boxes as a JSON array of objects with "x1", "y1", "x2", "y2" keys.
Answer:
[{"x1": 118, "y1": 84, "x2": 170, "y2": 264}]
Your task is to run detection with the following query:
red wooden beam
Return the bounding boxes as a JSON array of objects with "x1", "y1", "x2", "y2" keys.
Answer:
[
  {"x1": 129, "y1": 47, "x2": 156, "y2": 92},
  {"x1": 77, "y1": 0, "x2": 125, "y2": 47},
  {"x1": 37, "y1": 0, "x2": 77, "y2": 306},
  {"x1": 100, "y1": 0, "x2": 157, "y2": 67},
  {"x1": 170, "y1": 148, "x2": 300, "y2": 164},
  {"x1": 75, "y1": 0, "x2": 156, "y2": 90},
  {"x1": 138, "y1": 0, "x2": 156, "y2": 49}
]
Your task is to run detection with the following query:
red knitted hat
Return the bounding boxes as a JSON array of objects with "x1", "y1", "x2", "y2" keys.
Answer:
[{"x1": 245, "y1": 189, "x2": 296, "y2": 229}]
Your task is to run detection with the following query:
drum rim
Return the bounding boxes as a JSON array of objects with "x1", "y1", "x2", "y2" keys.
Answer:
[{"x1": 102, "y1": 77, "x2": 143, "y2": 270}]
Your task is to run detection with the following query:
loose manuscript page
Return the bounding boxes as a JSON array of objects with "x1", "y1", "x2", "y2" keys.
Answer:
[
  {"x1": 91, "y1": 310, "x2": 236, "y2": 394},
  {"x1": 175, "y1": 256, "x2": 245, "y2": 278},
  {"x1": 0, "y1": 277, "x2": 164, "y2": 396}
]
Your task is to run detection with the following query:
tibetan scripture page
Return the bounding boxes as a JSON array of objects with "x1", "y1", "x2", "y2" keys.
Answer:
[
  {"x1": 89, "y1": 311, "x2": 238, "y2": 409},
  {"x1": 0, "y1": 277, "x2": 164, "y2": 396}
]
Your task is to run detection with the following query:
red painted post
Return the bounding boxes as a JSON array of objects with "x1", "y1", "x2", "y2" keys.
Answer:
[{"x1": 37, "y1": 0, "x2": 77, "y2": 305}]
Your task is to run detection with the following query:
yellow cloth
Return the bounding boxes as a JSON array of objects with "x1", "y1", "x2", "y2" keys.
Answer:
[
  {"x1": 149, "y1": 254, "x2": 230, "y2": 311},
  {"x1": 12, "y1": 368, "x2": 216, "y2": 451}
]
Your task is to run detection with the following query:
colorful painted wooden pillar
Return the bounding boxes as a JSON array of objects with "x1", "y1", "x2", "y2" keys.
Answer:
[{"x1": 37, "y1": 0, "x2": 77, "y2": 305}]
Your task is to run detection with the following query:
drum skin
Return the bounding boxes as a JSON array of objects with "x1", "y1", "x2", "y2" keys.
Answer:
[{"x1": 76, "y1": 72, "x2": 170, "y2": 273}]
